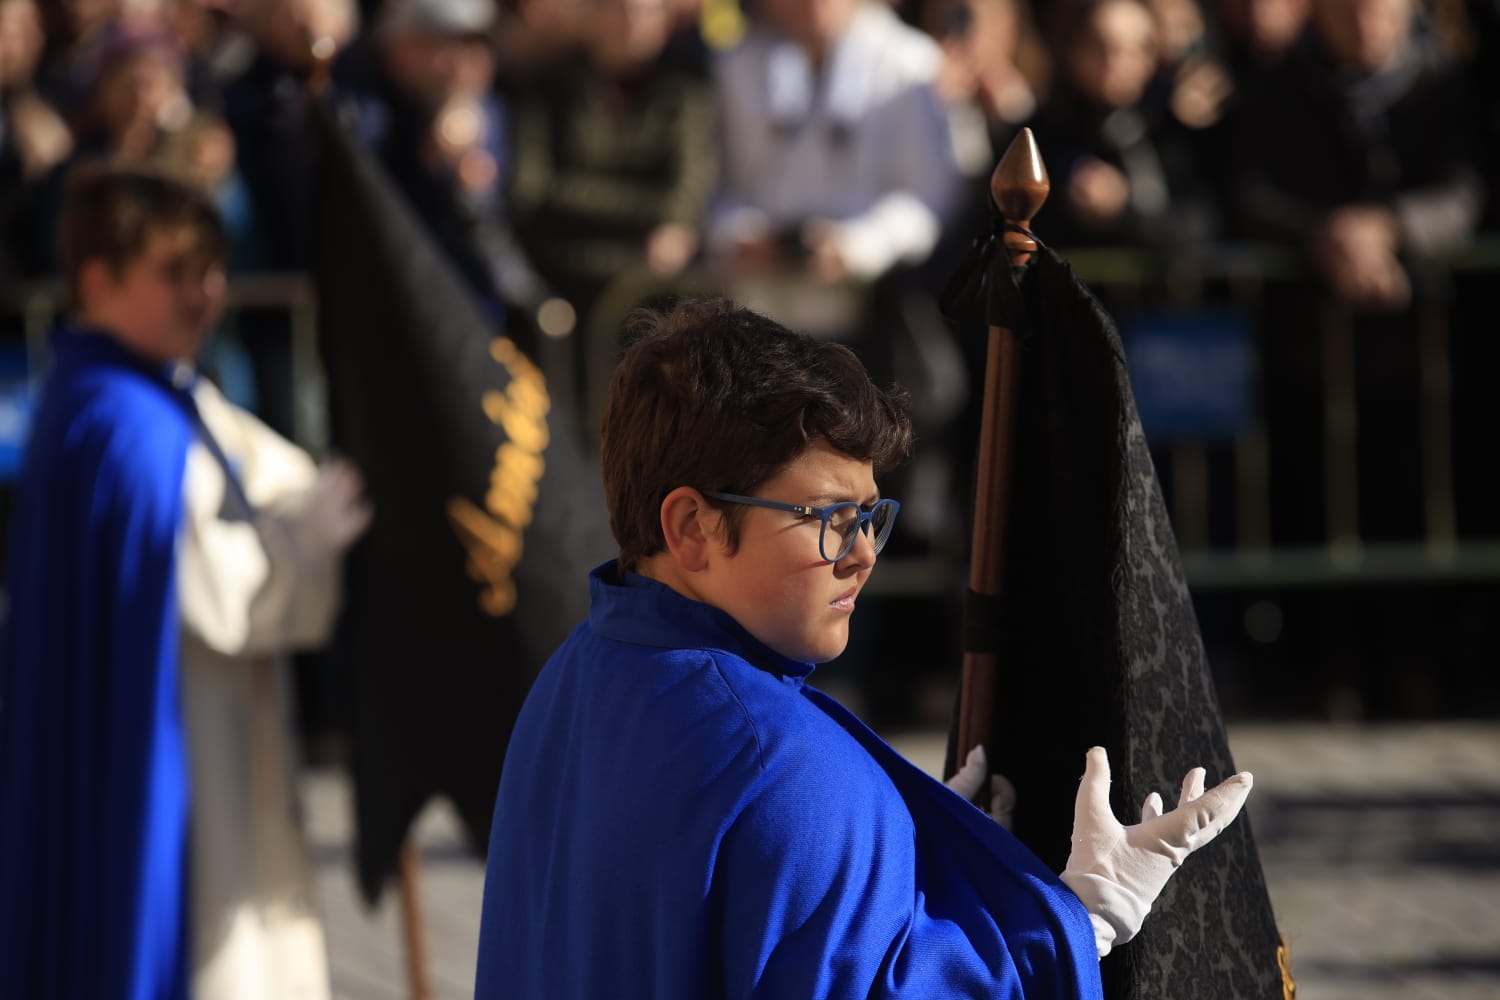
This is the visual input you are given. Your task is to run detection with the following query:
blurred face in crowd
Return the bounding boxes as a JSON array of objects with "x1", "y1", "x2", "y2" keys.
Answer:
[
  {"x1": 936, "y1": 0, "x2": 1025, "y2": 104},
  {"x1": 964, "y1": 0, "x2": 1020, "y2": 62},
  {"x1": 80, "y1": 223, "x2": 226, "y2": 364},
  {"x1": 939, "y1": 0, "x2": 1021, "y2": 95},
  {"x1": 590, "y1": 0, "x2": 672, "y2": 73},
  {"x1": 1069, "y1": 0, "x2": 1157, "y2": 108},
  {"x1": 1215, "y1": 0, "x2": 1310, "y2": 62},
  {"x1": 0, "y1": 0, "x2": 45, "y2": 90},
  {"x1": 154, "y1": 0, "x2": 218, "y2": 56},
  {"x1": 60, "y1": 0, "x2": 120, "y2": 42},
  {"x1": 1313, "y1": 0, "x2": 1411, "y2": 74},
  {"x1": 758, "y1": 0, "x2": 861, "y2": 56},
  {"x1": 92, "y1": 45, "x2": 191, "y2": 156},
  {"x1": 254, "y1": 0, "x2": 358, "y2": 69},
  {"x1": 1145, "y1": 0, "x2": 1204, "y2": 63},
  {"x1": 383, "y1": 30, "x2": 495, "y2": 105}
]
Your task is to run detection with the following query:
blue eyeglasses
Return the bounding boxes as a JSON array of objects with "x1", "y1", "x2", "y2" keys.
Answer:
[{"x1": 702, "y1": 491, "x2": 901, "y2": 563}]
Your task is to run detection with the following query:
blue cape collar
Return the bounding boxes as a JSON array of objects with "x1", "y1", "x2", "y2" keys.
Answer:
[
  {"x1": 587, "y1": 560, "x2": 816, "y2": 683},
  {"x1": 49, "y1": 324, "x2": 197, "y2": 392}
]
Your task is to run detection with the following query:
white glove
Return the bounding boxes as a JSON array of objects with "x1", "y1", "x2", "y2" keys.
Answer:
[
  {"x1": 300, "y1": 457, "x2": 374, "y2": 555},
  {"x1": 1059, "y1": 746, "x2": 1253, "y2": 958},
  {"x1": 945, "y1": 745, "x2": 1018, "y2": 832}
]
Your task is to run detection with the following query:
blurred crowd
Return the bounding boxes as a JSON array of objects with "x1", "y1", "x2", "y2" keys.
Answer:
[
  {"x1": 0, "y1": 0, "x2": 1493, "y2": 732},
  {"x1": 3, "y1": 0, "x2": 1495, "y2": 322},
  {"x1": 1, "y1": 0, "x2": 1496, "y2": 538}
]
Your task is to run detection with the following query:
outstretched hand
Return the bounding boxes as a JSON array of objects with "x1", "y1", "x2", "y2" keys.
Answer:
[
  {"x1": 1060, "y1": 746, "x2": 1253, "y2": 957},
  {"x1": 945, "y1": 745, "x2": 1017, "y2": 832},
  {"x1": 305, "y1": 457, "x2": 374, "y2": 554}
]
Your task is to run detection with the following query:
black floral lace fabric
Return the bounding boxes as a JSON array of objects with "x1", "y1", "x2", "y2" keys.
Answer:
[{"x1": 981, "y1": 249, "x2": 1286, "y2": 999}]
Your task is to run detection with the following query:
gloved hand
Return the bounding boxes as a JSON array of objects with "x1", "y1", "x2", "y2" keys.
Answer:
[
  {"x1": 302, "y1": 457, "x2": 374, "y2": 555},
  {"x1": 1059, "y1": 746, "x2": 1253, "y2": 957},
  {"x1": 945, "y1": 745, "x2": 1017, "y2": 832}
]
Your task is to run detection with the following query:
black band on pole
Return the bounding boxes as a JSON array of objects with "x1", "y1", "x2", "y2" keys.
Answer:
[{"x1": 962, "y1": 588, "x2": 1010, "y2": 655}]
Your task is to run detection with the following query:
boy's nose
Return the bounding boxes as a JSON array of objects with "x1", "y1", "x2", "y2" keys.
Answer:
[{"x1": 837, "y1": 520, "x2": 879, "y2": 568}]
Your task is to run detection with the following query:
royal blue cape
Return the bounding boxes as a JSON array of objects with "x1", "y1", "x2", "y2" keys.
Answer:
[
  {"x1": 0, "y1": 327, "x2": 197, "y2": 999},
  {"x1": 475, "y1": 562, "x2": 1103, "y2": 999}
]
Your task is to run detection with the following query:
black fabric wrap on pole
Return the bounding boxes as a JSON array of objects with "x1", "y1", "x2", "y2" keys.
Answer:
[
  {"x1": 947, "y1": 244, "x2": 1289, "y2": 999},
  {"x1": 962, "y1": 590, "x2": 1011, "y2": 655},
  {"x1": 939, "y1": 222, "x2": 1041, "y2": 332}
]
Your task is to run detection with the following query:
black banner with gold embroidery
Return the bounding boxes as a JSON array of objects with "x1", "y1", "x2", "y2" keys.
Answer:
[{"x1": 311, "y1": 100, "x2": 614, "y2": 902}]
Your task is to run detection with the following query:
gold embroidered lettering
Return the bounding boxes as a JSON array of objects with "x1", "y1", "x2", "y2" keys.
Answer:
[
  {"x1": 482, "y1": 390, "x2": 550, "y2": 453},
  {"x1": 447, "y1": 497, "x2": 522, "y2": 616},
  {"x1": 447, "y1": 337, "x2": 554, "y2": 617},
  {"x1": 487, "y1": 456, "x2": 540, "y2": 530}
]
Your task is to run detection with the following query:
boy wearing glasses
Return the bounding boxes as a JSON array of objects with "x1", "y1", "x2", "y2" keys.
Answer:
[{"x1": 475, "y1": 298, "x2": 1252, "y2": 998}]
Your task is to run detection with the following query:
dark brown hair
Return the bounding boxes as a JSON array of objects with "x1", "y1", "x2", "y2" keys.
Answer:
[
  {"x1": 602, "y1": 298, "x2": 914, "y2": 570},
  {"x1": 58, "y1": 160, "x2": 227, "y2": 309}
]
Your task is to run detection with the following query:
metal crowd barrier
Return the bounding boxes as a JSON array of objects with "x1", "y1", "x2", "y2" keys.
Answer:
[
  {"x1": 1064, "y1": 238, "x2": 1500, "y2": 589},
  {"x1": 0, "y1": 273, "x2": 327, "y2": 453}
]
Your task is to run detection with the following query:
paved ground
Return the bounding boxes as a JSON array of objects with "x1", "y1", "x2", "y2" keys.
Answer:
[{"x1": 305, "y1": 720, "x2": 1500, "y2": 999}]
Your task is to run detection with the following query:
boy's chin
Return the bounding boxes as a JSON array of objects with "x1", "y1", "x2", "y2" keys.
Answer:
[
  {"x1": 758, "y1": 620, "x2": 851, "y2": 665},
  {"x1": 800, "y1": 635, "x2": 852, "y2": 666}
]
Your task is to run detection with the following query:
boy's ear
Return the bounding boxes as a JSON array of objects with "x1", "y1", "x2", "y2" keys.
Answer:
[
  {"x1": 76, "y1": 258, "x2": 116, "y2": 308},
  {"x1": 659, "y1": 486, "x2": 722, "y2": 572}
]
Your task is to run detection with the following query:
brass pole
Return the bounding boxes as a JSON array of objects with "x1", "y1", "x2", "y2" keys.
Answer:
[{"x1": 953, "y1": 129, "x2": 1050, "y2": 776}]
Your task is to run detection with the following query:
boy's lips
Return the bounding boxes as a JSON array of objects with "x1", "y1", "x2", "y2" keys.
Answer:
[{"x1": 830, "y1": 587, "x2": 859, "y2": 613}]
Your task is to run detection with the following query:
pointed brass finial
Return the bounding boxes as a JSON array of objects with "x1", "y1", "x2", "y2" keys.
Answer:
[{"x1": 990, "y1": 127, "x2": 1050, "y2": 227}]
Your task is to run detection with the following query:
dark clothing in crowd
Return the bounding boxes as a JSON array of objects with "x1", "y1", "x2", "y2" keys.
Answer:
[
  {"x1": 507, "y1": 52, "x2": 715, "y2": 326},
  {"x1": 342, "y1": 43, "x2": 544, "y2": 330},
  {"x1": 223, "y1": 53, "x2": 318, "y2": 272},
  {"x1": 0, "y1": 100, "x2": 31, "y2": 281},
  {"x1": 1232, "y1": 28, "x2": 1481, "y2": 253},
  {"x1": 1231, "y1": 22, "x2": 1481, "y2": 546},
  {"x1": 1466, "y1": 0, "x2": 1500, "y2": 230},
  {"x1": 1027, "y1": 76, "x2": 1218, "y2": 251},
  {"x1": 218, "y1": 52, "x2": 320, "y2": 437}
]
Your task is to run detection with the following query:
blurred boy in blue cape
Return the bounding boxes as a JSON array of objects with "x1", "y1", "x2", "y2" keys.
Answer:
[{"x1": 0, "y1": 164, "x2": 370, "y2": 999}]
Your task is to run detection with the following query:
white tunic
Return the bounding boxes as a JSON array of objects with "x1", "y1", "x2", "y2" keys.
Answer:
[{"x1": 177, "y1": 378, "x2": 340, "y2": 1000}]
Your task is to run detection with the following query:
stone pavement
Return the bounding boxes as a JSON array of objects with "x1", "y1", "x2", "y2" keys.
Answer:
[{"x1": 304, "y1": 721, "x2": 1500, "y2": 999}]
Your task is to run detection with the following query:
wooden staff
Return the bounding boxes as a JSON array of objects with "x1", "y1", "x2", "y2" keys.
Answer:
[
  {"x1": 953, "y1": 129, "x2": 1051, "y2": 774},
  {"x1": 398, "y1": 842, "x2": 435, "y2": 1000}
]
